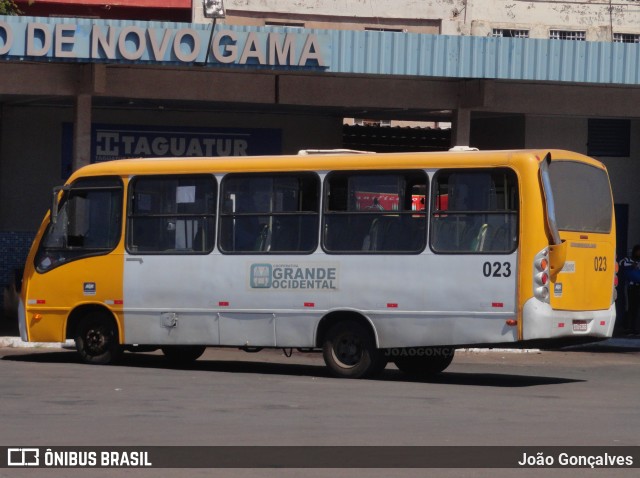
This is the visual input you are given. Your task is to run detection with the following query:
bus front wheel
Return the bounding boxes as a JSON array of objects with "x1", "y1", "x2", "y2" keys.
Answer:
[
  {"x1": 161, "y1": 346, "x2": 206, "y2": 366},
  {"x1": 74, "y1": 314, "x2": 122, "y2": 365},
  {"x1": 322, "y1": 321, "x2": 387, "y2": 379},
  {"x1": 393, "y1": 347, "x2": 455, "y2": 377}
]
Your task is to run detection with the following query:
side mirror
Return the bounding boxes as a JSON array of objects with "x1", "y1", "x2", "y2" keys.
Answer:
[
  {"x1": 50, "y1": 185, "x2": 69, "y2": 224},
  {"x1": 549, "y1": 240, "x2": 567, "y2": 280},
  {"x1": 539, "y1": 152, "x2": 562, "y2": 245}
]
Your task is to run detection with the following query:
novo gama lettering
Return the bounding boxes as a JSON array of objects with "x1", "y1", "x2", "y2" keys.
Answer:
[{"x1": 0, "y1": 20, "x2": 326, "y2": 67}]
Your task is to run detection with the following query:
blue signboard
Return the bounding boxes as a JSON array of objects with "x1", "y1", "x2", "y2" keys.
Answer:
[{"x1": 61, "y1": 123, "x2": 282, "y2": 178}]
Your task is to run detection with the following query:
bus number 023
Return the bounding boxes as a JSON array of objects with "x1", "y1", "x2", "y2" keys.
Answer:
[
  {"x1": 482, "y1": 262, "x2": 512, "y2": 278},
  {"x1": 594, "y1": 256, "x2": 607, "y2": 272}
]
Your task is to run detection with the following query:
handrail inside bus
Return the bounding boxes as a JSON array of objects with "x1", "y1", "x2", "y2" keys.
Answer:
[{"x1": 297, "y1": 149, "x2": 375, "y2": 155}]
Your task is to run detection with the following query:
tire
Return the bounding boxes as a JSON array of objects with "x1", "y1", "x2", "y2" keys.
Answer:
[
  {"x1": 74, "y1": 313, "x2": 122, "y2": 365},
  {"x1": 393, "y1": 347, "x2": 455, "y2": 377},
  {"x1": 161, "y1": 345, "x2": 207, "y2": 366},
  {"x1": 322, "y1": 321, "x2": 387, "y2": 379}
]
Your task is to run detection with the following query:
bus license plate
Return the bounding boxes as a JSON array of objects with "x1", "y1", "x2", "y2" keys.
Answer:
[{"x1": 572, "y1": 320, "x2": 588, "y2": 332}]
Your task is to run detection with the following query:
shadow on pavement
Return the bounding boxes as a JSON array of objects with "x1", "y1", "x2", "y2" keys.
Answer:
[
  {"x1": 555, "y1": 337, "x2": 640, "y2": 353},
  {"x1": 2, "y1": 349, "x2": 585, "y2": 388},
  {"x1": 559, "y1": 345, "x2": 640, "y2": 353}
]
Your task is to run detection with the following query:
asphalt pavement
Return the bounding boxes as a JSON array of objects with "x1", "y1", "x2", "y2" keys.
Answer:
[{"x1": 0, "y1": 342, "x2": 638, "y2": 478}]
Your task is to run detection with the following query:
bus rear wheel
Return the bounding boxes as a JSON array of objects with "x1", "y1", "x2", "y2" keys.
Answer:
[
  {"x1": 322, "y1": 321, "x2": 387, "y2": 379},
  {"x1": 161, "y1": 346, "x2": 206, "y2": 366},
  {"x1": 74, "y1": 313, "x2": 122, "y2": 365},
  {"x1": 393, "y1": 347, "x2": 455, "y2": 377}
]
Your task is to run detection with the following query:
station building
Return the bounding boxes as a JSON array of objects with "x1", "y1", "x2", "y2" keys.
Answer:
[{"x1": 1, "y1": 0, "x2": 640, "y2": 316}]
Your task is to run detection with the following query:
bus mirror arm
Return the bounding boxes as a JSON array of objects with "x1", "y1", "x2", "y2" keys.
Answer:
[
  {"x1": 539, "y1": 153, "x2": 562, "y2": 246},
  {"x1": 539, "y1": 153, "x2": 566, "y2": 277},
  {"x1": 548, "y1": 240, "x2": 567, "y2": 279},
  {"x1": 50, "y1": 185, "x2": 69, "y2": 225}
]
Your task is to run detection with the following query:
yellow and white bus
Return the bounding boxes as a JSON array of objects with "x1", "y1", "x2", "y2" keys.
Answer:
[{"x1": 19, "y1": 149, "x2": 617, "y2": 378}]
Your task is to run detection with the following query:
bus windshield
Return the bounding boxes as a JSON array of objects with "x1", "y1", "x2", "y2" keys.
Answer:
[
  {"x1": 35, "y1": 177, "x2": 123, "y2": 272},
  {"x1": 547, "y1": 160, "x2": 612, "y2": 234}
]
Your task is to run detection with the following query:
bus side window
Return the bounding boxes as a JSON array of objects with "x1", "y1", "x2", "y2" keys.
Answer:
[
  {"x1": 323, "y1": 170, "x2": 427, "y2": 254},
  {"x1": 431, "y1": 169, "x2": 518, "y2": 254},
  {"x1": 219, "y1": 173, "x2": 320, "y2": 254},
  {"x1": 127, "y1": 175, "x2": 216, "y2": 254}
]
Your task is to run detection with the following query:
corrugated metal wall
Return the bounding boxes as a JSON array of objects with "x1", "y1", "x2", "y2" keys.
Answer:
[{"x1": 326, "y1": 30, "x2": 640, "y2": 85}]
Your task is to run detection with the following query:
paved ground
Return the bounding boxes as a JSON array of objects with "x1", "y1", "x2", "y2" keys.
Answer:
[{"x1": 0, "y1": 345, "x2": 638, "y2": 477}]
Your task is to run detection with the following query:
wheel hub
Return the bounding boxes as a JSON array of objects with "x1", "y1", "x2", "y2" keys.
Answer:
[
  {"x1": 335, "y1": 336, "x2": 362, "y2": 367},
  {"x1": 86, "y1": 329, "x2": 106, "y2": 354}
]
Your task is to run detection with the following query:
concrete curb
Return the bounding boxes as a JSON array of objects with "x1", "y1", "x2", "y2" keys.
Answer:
[{"x1": 0, "y1": 337, "x2": 74, "y2": 348}]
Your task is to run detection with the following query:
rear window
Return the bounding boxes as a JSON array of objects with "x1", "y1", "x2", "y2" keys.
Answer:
[{"x1": 548, "y1": 161, "x2": 612, "y2": 233}]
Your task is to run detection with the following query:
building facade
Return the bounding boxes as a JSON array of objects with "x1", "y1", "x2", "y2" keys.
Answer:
[
  {"x1": 198, "y1": 0, "x2": 640, "y2": 41},
  {"x1": 1, "y1": 0, "x2": 639, "y2": 321}
]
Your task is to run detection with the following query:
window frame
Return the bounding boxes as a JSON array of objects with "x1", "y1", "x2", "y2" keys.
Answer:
[
  {"x1": 322, "y1": 169, "x2": 429, "y2": 255},
  {"x1": 613, "y1": 33, "x2": 640, "y2": 44},
  {"x1": 549, "y1": 30, "x2": 586, "y2": 41},
  {"x1": 587, "y1": 118, "x2": 631, "y2": 158},
  {"x1": 218, "y1": 171, "x2": 321, "y2": 255},
  {"x1": 35, "y1": 176, "x2": 124, "y2": 273},
  {"x1": 491, "y1": 29, "x2": 530, "y2": 39},
  {"x1": 125, "y1": 174, "x2": 217, "y2": 255},
  {"x1": 429, "y1": 168, "x2": 520, "y2": 255}
]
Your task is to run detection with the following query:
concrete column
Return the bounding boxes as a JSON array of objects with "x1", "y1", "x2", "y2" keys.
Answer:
[
  {"x1": 72, "y1": 93, "x2": 92, "y2": 172},
  {"x1": 71, "y1": 64, "x2": 104, "y2": 172},
  {"x1": 451, "y1": 107, "x2": 471, "y2": 148}
]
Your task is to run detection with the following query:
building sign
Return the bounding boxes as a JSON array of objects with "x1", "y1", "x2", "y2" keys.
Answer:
[
  {"x1": 61, "y1": 123, "x2": 282, "y2": 178},
  {"x1": 0, "y1": 16, "x2": 328, "y2": 68}
]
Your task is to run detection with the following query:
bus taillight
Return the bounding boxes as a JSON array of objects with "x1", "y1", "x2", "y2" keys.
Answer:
[{"x1": 534, "y1": 248, "x2": 550, "y2": 302}]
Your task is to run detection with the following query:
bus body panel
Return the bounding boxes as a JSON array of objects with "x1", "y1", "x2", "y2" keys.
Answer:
[
  {"x1": 516, "y1": 153, "x2": 616, "y2": 338},
  {"x1": 122, "y1": 251, "x2": 518, "y2": 348},
  {"x1": 123, "y1": 254, "x2": 222, "y2": 345},
  {"x1": 543, "y1": 158, "x2": 616, "y2": 313},
  {"x1": 23, "y1": 252, "x2": 125, "y2": 343},
  {"x1": 522, "y1": 299, "x2": 616, "y2": 340},
  {"x1": 18, "y1": 298, "x2": 27, "y2": 342},
  {"x1": 548, "y1": 236, "x2": 616, "y2": 311}
]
